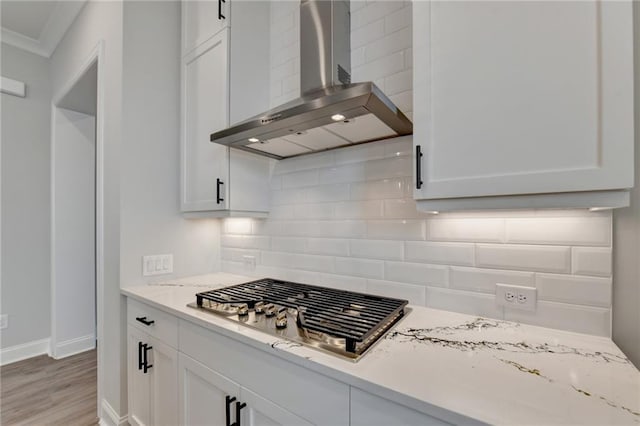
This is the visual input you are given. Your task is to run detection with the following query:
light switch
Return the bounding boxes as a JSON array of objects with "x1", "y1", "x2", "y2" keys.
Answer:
[{"x1": 143, "y1": 254, "x2": 173, "y2": 276}]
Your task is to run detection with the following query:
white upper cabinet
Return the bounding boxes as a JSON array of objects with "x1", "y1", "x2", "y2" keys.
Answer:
[
  {"x1": 182, "y1": 0, "x2": 230, "y2": 55},
  {"x1": 180, "y1": 1, "x2": 271, "y2": 217},
  {"x1": 413, "y1": 1, "x2": 634, "y2": 211}
]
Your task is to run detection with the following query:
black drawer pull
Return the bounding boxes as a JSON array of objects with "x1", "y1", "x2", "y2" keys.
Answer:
[
  {"x1": 233, "y1": 401, "x2": 247, "y2": 426},
  {"x1": 137, "y1": 342, "x2": 144, "y2": 370},
  {"x1": 218, "y1": 0, "x2": 226, "y2": 20},
  {"x1": 136, "y1": 316, "x2": 155, "y2": 326},
  {"x1": 216, "y1": 178, "x2": 224, "y2": 204},
  {"x1": 416, "y1": 145, "x2": 424, "y2": 189},
  {"x1": 142, "y1": 343, "x2": 153, "y2": 374},
  {"x1": 225, "y1": 395, "x2": 236, "y2": 426}
]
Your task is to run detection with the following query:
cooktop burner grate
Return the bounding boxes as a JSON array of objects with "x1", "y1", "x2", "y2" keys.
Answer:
[{"x1": 195, "y1": 278, "x2": 408, "y2": 353}]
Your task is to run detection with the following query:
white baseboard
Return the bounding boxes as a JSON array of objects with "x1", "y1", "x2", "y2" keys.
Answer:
[
  {"x1": 99, "y1": 399, "x2": 128, "y2": 426},
  {"x1": 0, "y1": 338, "x2": 50, "y2": 366},
  {"x1": 52, "y1": 334, "x2": 95, "y2": 359}
]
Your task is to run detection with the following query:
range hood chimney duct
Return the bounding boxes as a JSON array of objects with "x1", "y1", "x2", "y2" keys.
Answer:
[{"x1": 210, "y1": 0, "x2": 413, "y2": 160}]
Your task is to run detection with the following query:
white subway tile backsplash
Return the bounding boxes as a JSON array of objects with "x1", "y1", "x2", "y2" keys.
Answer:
[
  {"x1": 281, "y1": 169, "x2": 319, "y2": 189},
  {"x1": 317, "y1": 273, "x2": 368, "y2": 292},
  {"x1": 385, "y1": 261, "x2": 448, "y2": 287},
  {"x1": 505, "y1": 217, "x2": 611, "y2": 246},
  {"x1": 271, "y1": 237, "x2": 306, "y2": 253},
  {"x1": 262, "y1": 251, "x2": 334, "y2": 273},
  {"x1": 219, "y1": 2, "x2": 618, "y2": 338},
  {"x1": 406, "y1": 241, "x2": 475, "y2": 266},
  {"x1": 425, "y1": 287, "x2": 504, "y2": 320},
  {"x1": 536, "y1": 274, "x2": 612, "y2": 308},
  {"x1": 504, "y1": 301, "x2": 611, "y2": 337},
  {"x1": 367, "y1": 219, "x2": 424, "y2": 240},
  {"x1": 364, "y1": 156, "x2": 412, "y2": 180},
  {"x1": 350, "y1": 178, "x2": 408, "y2": 200},
  {"x1": 572, "y1": 247, "x2": 612, "y2": 277},
  {"x1": 306, "y1": 238, "x2": 350, "y2": 256},
  {"x1": 450, "y1": 267, "x2": 534, "y2": 294},
  {"x1": 319, "y1": 163, "x2": 366, "y2": 185},
  {"x1": 476, "y1": 244, "x2": 571, "y2": 273},
  {"x1": 367, "y1": 279, "x2": 426, "y2": 306},
  {"x1": 292, "y1": 203, "x2": 334, "y2": 219},
  {"x1": 364, "y1": 26, "x2": 412, "y2": 64},
  {"x1": 383, "y1": 199, "x2": 424, "y2": 219},
  {"x1": 305, "y1": 184, "x2": 351, "y2": 203},
  {"x1": 385, "y1": 3, "x2": 411, "y2": 34},
  {"x1": 334, "y1": 257, "x2": 384, "y2": 279},
  {"x1": 427, "y1": 218, "x2": 505, "y2": 243},
  {"x1": 223, "y1": 218, "x2": 252, "y2": 235},
  {"x1": 352, "y1": 18, "x2": 385, "y2": 49},
  {"x1": 334, "y1": 200, "x2": 384, "y2": 219},
  {"x1": 350, "y1": 239, "x2": 404, "y2": 261}
]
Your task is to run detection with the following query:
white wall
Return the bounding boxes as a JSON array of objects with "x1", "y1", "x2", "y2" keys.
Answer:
[
  {"x1": 49, "y1": 0, "x2": 125, "y2": 415},
  {"x1": 52, "y1": 107, "x2": 96, "y2": 357},
  {"x1": 0, "y1": 43, "x2": 51, "y2": 351},
  {"x1": 120, "y1": 0, "x2": 220, "y2": 291},
  {"x1": 612, "y1": 3, "x2": 640, "y2": 368},
  {"x1": 223, "y1": 0, "x2": 615, "y2": 338}
]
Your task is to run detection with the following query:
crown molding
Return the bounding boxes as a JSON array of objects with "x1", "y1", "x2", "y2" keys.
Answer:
[{"x1": 1, "y1": 1, "x2": 86, "y2": 58}]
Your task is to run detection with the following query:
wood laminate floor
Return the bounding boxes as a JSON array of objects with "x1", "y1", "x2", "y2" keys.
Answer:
[{"x1": 1, "y1": 349, "x2": 98, "y2": 425}]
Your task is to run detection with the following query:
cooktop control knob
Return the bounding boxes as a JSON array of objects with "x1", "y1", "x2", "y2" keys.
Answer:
[
  {"x1": 254, "y1": 301, "x2": 265, "y2": 314},
  {"x1": 264, "y1": 304, "x2": 276, "y2": 317},
  {"x1": 275, "y1": 307, "x2": 287, "y2": 329},
  {"x1": 237, "y1": 303, "x2": 249, "y2": 316}
]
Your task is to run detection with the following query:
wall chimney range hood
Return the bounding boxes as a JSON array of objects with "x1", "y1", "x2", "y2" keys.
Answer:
[{"x1": 210, "y1": 0, "x2": 413, "y2": 160}]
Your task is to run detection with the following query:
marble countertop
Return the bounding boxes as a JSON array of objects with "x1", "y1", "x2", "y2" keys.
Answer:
[{"x1": 122, "y1": 273, "x2": 640, "y2": 425}]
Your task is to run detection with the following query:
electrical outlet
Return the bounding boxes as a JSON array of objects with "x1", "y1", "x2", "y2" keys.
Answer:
[
  {"x1": 242, "y1": 255, "x2": 256, "y2": 271},
  {"x1": 496, "y1": 284, "x2": 537, "y2": 311},
  {"x1": 143, "y1": 254, "x2": 173, "y2": 276},
  {"x1": 0, "y1": 314, "x2": 7, "y2": 330}
]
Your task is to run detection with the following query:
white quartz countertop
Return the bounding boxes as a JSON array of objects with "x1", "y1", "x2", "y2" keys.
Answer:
[{"x1": 122, "y1": 273, "x2": 640, "y2": 425}]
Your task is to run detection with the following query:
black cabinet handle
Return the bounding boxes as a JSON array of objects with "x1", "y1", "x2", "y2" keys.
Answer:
[
  {"x1": 416, "y1": 145, "x2": 423, "y2": 189},
  {"x1": 218, "y1": 0, "x2": 226, "y2": 20},
  {"x1": 234, "y1": 401, "x2": 247, "y2": 426},
  {"x1": 225, "y1": 395, "x2": 236, "y2": 426},
  {"x1": 137, "y1": 342, "x2": 144, "y2": 370},
  {"x1": 142, "y1": 344, "x2": 153, "y2": 374},
  {"x1": 135, "y1": 316, "x2": 155, "y2": 326},
  {"x1": 216, "y1": 178, "x2": 224, "y2": 204}
]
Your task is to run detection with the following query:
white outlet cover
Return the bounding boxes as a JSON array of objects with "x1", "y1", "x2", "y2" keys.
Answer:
[{"x1": 496, "y1": 283, "x2": 537, "y2": 311}]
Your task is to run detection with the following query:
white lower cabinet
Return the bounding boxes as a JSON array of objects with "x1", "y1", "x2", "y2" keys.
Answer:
[
  {"x1": 179, "y1": 352, "x2": 312, "y2": 426},
  {"x1": 127, "y1": 326, "x2": 178, "y2": 426},
  {"x1": 350, "y1": 388, "x2": 451, "y2": 426}
]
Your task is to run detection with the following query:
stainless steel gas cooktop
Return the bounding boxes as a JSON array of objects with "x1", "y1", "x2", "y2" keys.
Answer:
[{"x1": 187, "y1": 278, "x2": 409, "y2": 361}]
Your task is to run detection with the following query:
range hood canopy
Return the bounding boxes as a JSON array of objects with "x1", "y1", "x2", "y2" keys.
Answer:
[{"x1": 211, "y1": 0, "x2": 413, "y2": 160}]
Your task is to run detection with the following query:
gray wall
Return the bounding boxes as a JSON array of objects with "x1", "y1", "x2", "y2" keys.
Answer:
[
  {"x1": 49, "y1": 0, "x2": 125, "y2": 414},
  {"x1": 0, "y1": 44, "x2": 51, "y2": 349},
  {"x1": 612, "y1": 3, "x2": 640, "y2": 368}
]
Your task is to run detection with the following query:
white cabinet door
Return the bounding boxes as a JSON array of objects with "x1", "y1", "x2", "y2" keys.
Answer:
[
  {"x1": 128, "y1": 326, "x2": 179, "y2": 426},
  {"x1": 350, "y1": 388, "x2": 452, "y2": 426},
  {"x1": 413, "y1": 1, "x2": 634, "y2": 207},
  {"x1": 128, "y1": 326, "x2": 151, "y2": 426},
  {"x1": 178, "y1": 353, "x2": 241, "y2": 426},
  {"x1": 181, "y1": 29, "x2": 230, "y2": 212},
  {"x1": 182, "y1": 0, "x2": 230, "y2": 56},
  {"x1": 240, "y1": 387, "x2": 313, "y2": 426},
  {"x1": 148, "y1": 337, "x2": 179, "y2": 426}
]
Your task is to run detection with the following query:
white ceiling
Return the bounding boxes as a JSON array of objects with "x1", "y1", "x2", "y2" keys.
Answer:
[{"x1": 1, "y1": 1, "x2": 87, "y2": 58}]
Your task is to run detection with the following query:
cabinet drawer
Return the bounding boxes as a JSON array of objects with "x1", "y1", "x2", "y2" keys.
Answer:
[
  {"x1": 179, "y1": 319, "x2": 350, "y2": 426},
  {"x1": 127, "y1": 299, "x2": 178, "y2": 348}
]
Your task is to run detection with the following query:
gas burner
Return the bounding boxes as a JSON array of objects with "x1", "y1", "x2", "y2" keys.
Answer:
[{"x1": 187, "y1": 278, "x2": 409, "y2": 361}]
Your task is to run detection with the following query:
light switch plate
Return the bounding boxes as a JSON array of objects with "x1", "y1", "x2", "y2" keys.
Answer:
[{"x1": 143, "y1": 254, "x2": 173, "y2": 276}]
